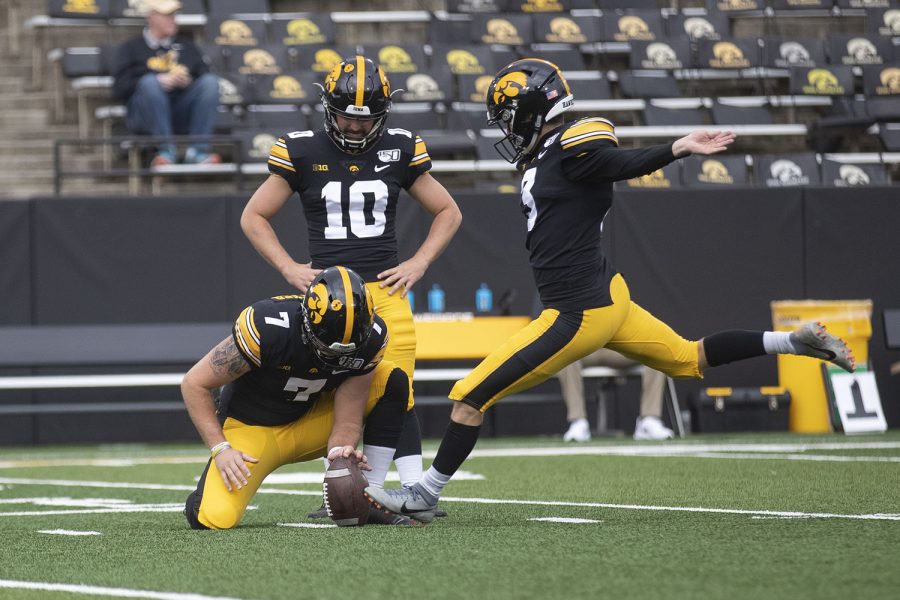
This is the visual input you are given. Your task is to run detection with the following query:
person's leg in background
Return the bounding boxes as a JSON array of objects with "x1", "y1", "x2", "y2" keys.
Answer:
[
  {"x1": 126, "y1": 73, "x2": 175, "y2": 165},
  {"x1": 172, "y1": 72, "x2": 220, "y2": 164},
  {"x1": 632, "y1": 366, "x2": 674, "y2": 440},
  {"x1": 557, "y1": 358, "x2": 590, "y2": 442}
]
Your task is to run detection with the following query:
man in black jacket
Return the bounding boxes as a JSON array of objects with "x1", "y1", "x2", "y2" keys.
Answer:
[{"x1": 112, "y1": 0, "x2": 219, "y2": 166}]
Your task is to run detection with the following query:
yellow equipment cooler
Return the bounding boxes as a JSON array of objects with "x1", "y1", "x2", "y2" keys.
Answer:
[{"x1": 770, "y1": 299, "x2": 873, "y2": 433}]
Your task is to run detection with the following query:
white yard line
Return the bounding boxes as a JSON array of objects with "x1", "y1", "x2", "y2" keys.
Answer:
[
  {"x1": 0, "y1": 579, "x2": 246, "y2": 600},
  {"x1": 439, "y1": 496, "x2": 900, "y2": 521},
  {"x1": 529, "y1": 517, "x2": 602, "y2": 524},
  {"x1": 0, "y1": 478, "x2": 319, "y2": 496},
  {"x1": 2, "y1": 441, "x2": 899, "y2": 469},
  {"x1": 38, "y1": 529, "x2": 102, "y2": 536},
  {"x1": 277, "y1": 522, "x2": 336, "y2": 529}
]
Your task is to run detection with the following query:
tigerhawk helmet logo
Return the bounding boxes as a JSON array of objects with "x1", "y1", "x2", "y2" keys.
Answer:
[
  {"x1": 324, "y1": 63, "x2": 341, "y2": 92},
  {"x1": 285, "y1": 19, "x2": 325, "y2": 44},
  {"x1": 684, "y1": 17, "x2": 716, "y2": 39},
  {"x1": 547, "y1": 17, "x2": 585, "y2": 43},
  {"x1": 306, "y1": 283, "x2": 329, "y2": 324},
  {"x1": 630, "y1": 169, "x2": 669, "y2": 187},
  {"x1": 645, "y1": 43, "x2": 680, "y2": 68},
  {"x1": 779, "y1": 42, "x2": 811, "y2": 65},
  {"x1": 805, "y1": 69, "x2": 841, "y2": 93},
  {"x1": 846, "y1": 38, "x2": 880, "y2": 63},
  {"x1": 884, "y1": 10, "x2": 900, "y2": 34},
  {"x1": 523, "y1": 0, "x2": 563, "y2": 11},
  {"x1": 218, "y1": 20, "x2": 256, "y2": 45},
  {"x1": 446, "y1": 49, "x2": 484, "y2": 74},
  {"x1": 877, "y1": 67, "x2": 900, "y2": 94},
  {"x1": 492, "y1": 71, "x2": 528, "y2": 106},
  {"x1": 618, "y1": 16, "x2": 651, "y2": 38},
  {"x1": 217, "y1": 77, "x2": 242, "y2": 103},
  {"x1": 712, "y1": 42, "x2": 748, "y2": 67},
  {"x1": 769, "y1": 160, "x2": 807, "y2": 185},
  {"x1": 250, "y1": 133, "x2": 276, "y2": 159},
  {"x1": 63, "y1": 0, "x2": 100, "y2": 14}
]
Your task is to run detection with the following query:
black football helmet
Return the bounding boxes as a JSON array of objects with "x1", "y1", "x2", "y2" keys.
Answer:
[
  {"x1": 301, "y1": 266, "x2": 376, "y2": 368},
  {"x1": 319, "y1": 55, "x2": 392, "y2": 154},
  {"x1": 485, "y1": 58, "x2": 574, "y2": 164}
]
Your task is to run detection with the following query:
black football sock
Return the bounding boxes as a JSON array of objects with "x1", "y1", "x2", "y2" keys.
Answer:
[
  {"x1": 415, "y1": 419, "x2": 481, "y2": 501},
  {"x1": 702, "y1": 330, "x2": 766, "y2": 367},
  {"x1": 393, "y1": 408, "x2": 424, "y2": 487}
]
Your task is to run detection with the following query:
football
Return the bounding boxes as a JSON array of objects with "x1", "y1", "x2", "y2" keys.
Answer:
[{"x1": 323, "y1": 456, "x2": 370, "y2": 527}]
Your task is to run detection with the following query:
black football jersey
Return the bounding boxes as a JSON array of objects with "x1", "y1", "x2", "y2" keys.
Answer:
[
  {"x1": 519, "y1": 117, "x2": 678, "y2": 312},
  {"x1": 267, "y1": 127, "x2": 432, "y2": 281},
  {"x1": 225, "y1": 295, "x2": 388, "y2": 426}
]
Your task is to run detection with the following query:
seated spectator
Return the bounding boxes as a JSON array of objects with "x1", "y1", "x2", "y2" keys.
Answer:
[
  {"x1": 112, "y1": 0, "x2": 220, "y2": 166},
  {"x1": 558, "y1": 348, "x2": 674, "y2": 442}
]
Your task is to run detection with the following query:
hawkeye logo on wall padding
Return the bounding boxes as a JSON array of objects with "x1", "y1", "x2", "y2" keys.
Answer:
[{"x1": 492, "y1": 71, "x2": 528, "y2": 106}]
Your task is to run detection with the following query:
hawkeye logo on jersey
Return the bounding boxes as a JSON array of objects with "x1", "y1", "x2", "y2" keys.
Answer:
[
  {"x1": 378, "y1": 149, "x2": 401, "y2": 162},
  {"x1": 312, "y1": 164, "x2": 329, "y2": 171}
]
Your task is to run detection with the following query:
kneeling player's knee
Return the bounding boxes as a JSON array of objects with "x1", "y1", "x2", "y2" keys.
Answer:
[
  {"x1": 184, "y1": 490, "x2": 209, "y2": 530},
  {"x1": 197, "y1": 501, "x2": 243, "y2": 530}
]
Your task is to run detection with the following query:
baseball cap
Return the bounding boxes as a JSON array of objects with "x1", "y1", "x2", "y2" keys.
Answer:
[{"x1": 142, "y1": 0, "x2": 182, "y2": 15}]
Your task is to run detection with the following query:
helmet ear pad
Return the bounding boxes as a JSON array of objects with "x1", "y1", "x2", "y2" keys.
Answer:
[{"x1": 320, "y1": 55, "x2": 392, "y2": 154}]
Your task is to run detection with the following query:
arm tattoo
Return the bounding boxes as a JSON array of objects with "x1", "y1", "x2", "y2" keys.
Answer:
[{"x1": 209, "y1": 338, "x2": 250, "y2": 377}]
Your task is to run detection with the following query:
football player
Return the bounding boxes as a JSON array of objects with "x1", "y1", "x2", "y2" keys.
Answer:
[
  {"x1": 240, "y1": 56, "x2": 461, "y2": 513},
  {"x1": 365, "y1": 58, "x2": 856, "y2": 523},
  {"x1": 182, "y1": 266, "x2": 418, "y2": 529}
]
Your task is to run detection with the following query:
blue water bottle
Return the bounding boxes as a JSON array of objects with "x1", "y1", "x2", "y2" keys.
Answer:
[
  {"x1": 475, "y1": 283, "x2": 493, "y2": 313},
  {"x1": 406, "y1": 290, "x2": 415, "y2": 312},
  {"x1": 427, "y1": 284, "x2": 445, "y2": 313}
]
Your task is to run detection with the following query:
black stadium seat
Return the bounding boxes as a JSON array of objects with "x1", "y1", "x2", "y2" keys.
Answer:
[
  {"x1": 61, "y1": 47, "x2": 107, "y2": 78},
  {"x1": 447, "y1": 104, "x2": 489, "y2": 132},
  {"x1": 428, "y1": 17, "x2": 472, "y2": 45},
  {"x1": 389, "y1": 106, "x2": 442, "y2": 133},
  {"x1": 251, "y1": 72, "x2": 320, "y2": 106},
  {"x1": 769, "y1": 0, "x2": 833, "y2": 10},
  {"x1": 446, "y1": 0, "x2": 505, "y2": 13},
  {"x1": 431, "y1": 44, "x2": 497, "y2": 76},
  {"x1": 233, "y1": 128, "x2": 281, "y2": 164},
  {"x1": 510, "y1": 0, "x2": 596, "y2": 11},
  {"x1": 629, "y1": 39, "x2": 691, "y2": 70},
  {"x1": 754, "y1": 153, "x2": 821, "y2": 187},
  {"x1": 821, "y1": 159, "x2": 889, "y2": 186},
  {"x1": 867, "y1": 7, "x2": 900, "y2": 37},
  {"x1": 228, "y1": 45, "x2": 289, "y2": 76},
  {"x1": 528, "y1": 47, "x2": 587, "y2": 71},
  {"x1": 617, "y1": 71, "x2": 681, "y2": 98},
  {"x1": 207, "y1": 0, "x2": 270, "y2": 17},
  {"x1": 567, "y1": 75, "x2": 612, "y2": 101},
  {"x1": 48, "y1": 0, "x2": 110, "y2": 19},
  {"x1": 878, "y1": 123, "x2": 900, "y2": 151},
  {"x1": 789, "y1": 65, "x2": 855, "y2": 96},
  {"x1": 293, "y1": 45, "x2": 356, "y2": 74},
  {"x1": 862, "y1": 64, "x2": 900, "y2": 99},
  {"x1": 762, "y1": 38, "x2": 827, "y2": 69},
  {"x1": 827, "y1": 34, "x2": 892, "y2": 66},
  {"x1": 666, "y1": 11, "x2": 730, "y2": 41},
  {"x1": 696, "y1": 38, "x2": 761, "y2": 69},
  {"x1": 271, "y1": 14, "x2": 335, "y2": 46},
  {"x1": 600, "y1": 10, "x2": 665, "y2": 43},
  {"x1": 643, "y1": 103, "x2": 709, "y2": 126},
  {"x1": 706, "y1": 0, "x2": 765, "y2": 14},
  {"x1": 532, "y1": 14, "x2": 602, "y2": 44},
  {"x1": 617, "y1": 163, "x2": 682, "y2": 190},
  {"x1": 711, "y1": 100, "x2": 774, "y2": 125},
  {"x1": 205, "y1": 16, "x2": 268, "y2": 49},
  {"x1": 471, "y1": 14, "x2": 534, "y2": 46},
  {"x1": 361, "y1": 45, "x2": 427, "y2": 75},
  {"x1": 456, "y1": 73, "x2": 497, "y2": 103},
  {"x1": 248, "y1": 106, "x2": 306, "y2": 136},
  {"x1": 393, "y1": 67, "x2": 453, "y2": 103},
  {"x1": 682, "y1": 155, "x2": 749, "y2": 187}
]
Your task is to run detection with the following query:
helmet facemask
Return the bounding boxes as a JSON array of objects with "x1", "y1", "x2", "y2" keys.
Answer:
[
  {"x1": 301, "y1": 305, "x2": 370, "y2": 369},
  {"x1": 321, "y1": 99, "x2": 390, "y2": 155},
  {"x1": 318, "y1": 56, "x2": 393, "y2": 155},
  {"x1": 487, "y1": 104, "x2": 543, "y2": 164}
]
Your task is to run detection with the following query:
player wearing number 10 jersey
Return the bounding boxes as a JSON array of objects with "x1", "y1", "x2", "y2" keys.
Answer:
[{"x1": 240, "y1": 55, "x2": 461, "y2": 501}]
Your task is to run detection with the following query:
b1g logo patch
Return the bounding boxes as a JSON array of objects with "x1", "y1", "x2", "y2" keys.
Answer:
[{"x1": 378, "y1": 149, "x2": 400, "y2": 162}]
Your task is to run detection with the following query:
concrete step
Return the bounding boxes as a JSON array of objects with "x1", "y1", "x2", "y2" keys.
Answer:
[
  {"x1": 0, "y1": 92, "x2": 54, "y2": 110},
  {"x1": 0, "y1": 108, "x2": 48, "y2": 128}
]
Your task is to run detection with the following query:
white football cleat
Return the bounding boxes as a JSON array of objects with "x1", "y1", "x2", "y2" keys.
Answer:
[
  {"x1": 633, "y1": 416, "x2": 674, "y2": 441},
  {"x1": 563, "y1": 418, "x2": 591, "y2": 443}
]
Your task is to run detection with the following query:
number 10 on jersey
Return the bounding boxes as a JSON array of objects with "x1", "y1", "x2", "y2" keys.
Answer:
[{"x1": 321, "y1": 180, "x2": 389, "y2": 239}]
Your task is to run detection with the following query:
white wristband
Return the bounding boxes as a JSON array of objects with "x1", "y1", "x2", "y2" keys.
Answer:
[{"x1": 210, "y1": 441, "x2": 231, "y2": 458}]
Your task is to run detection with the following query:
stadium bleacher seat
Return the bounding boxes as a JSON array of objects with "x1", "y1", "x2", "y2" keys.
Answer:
[
  {"x1": 826, "y1": 34, "x2": 892, "y2": 65},
  {"x1": 456, "y1": 73, "x2": 495, "y2": 103},
  {"x1": 769, "y1": 0, "x2": 835, "y2": 10},
  {"x1": 205, "y1": 16, "x2": 268, "y2": 49},
  {"x1": 447, "y1": 103, "x2": 489, "y2": 133},
  {"x1": 706, "y1": 0, "x2": 765, "y2": 15},
  {"x1": 789, "y1": 65, "x2": 855, "y2": 95},
  {"x1": 821, "y1": 158, "x2": 890, "y2": 185},
  {"x1": 867, "y1": 7, "x2": 900, "y2": 37},
  {"x1": 762, "y1": 38, "x2": 828, "y2": 68},
  {"x1": 600, "y1": 10, "x2": 665, "y2": 43},
  {"x1": 835, "y1": 0, "x2": 893, "y2": 9},
  {"x1": 60, "y1": 46, "x2": 107, "y2": 78},
  {"x1": 294, "y1": 45, "x2": 355, "y2": 73},
  {"x1": 567, "y1": 73, "x2": 612, "y2": 100},
  {"x1": 617, "y1": 163, "x2": 683, "y2": 189},
  {"x1": 247, "y1": 105, "x2": 306, "y2": 136},
  {"x1": 251, "y1": 72, "x2": 320, "y2": 106},
  {"x1": 617, "y1": 71, "x2": 680, "y2": 99},
  {"x1": 682, "y1": 154, "x2": 750, "y2": 187},
  {"x1": 598, "y1": 0, "x2": 660, "y2": 9},
  {"x1": 431, "y1": 44, "x2": 497, "y2": 75},
  {"x1": 232, "y1": 128, "x2": 280, "y2": 164},
  {"x1": 388, "y1": 104, "x2": 443, "y2": 134},
  {"x1": 271, "y1": 14, "x2": 335, "y2": 46},
  {"x1": 877, "y1": 123, "x2": 900, "y2": 150},
  {"x1": 446, "y1": 0, "x2": 505, "y2": 13},
  {"x1": 711, "y1": 99, "x2": 775, "y2": 125},
  {"x1": 361, "y1": 44, "x2": 427, "y2": 74},
  {"x1": 666, "y1": 11, "x2": 730, "y2": 41},
  {"x1": 532, "y1": 13, "x2": 602, "y2": 44},
  {"x1": 629, "y1": 39, "x2": 691, "y2": 70},
  {"x1": 643, "y1": 101, "x2": 710, "y2": 126},
  {"x1": 472, "y1": 13, "x2": 534, "y2": 46},
  {"x1": 528, "y1": 46, "x2": 587, "y2": 70},
  {"x1": 696, "y1": 38, "x2": 762, "y2": 70},
  {"x1": 48, "y1": 0, "x2": 110, "y2": 20},
  {"x1": 475, "y1": 134, "x2": 502, "y2": 161},
  {"x1": 755, "y1": 153, "x2": 822, "y2": 186},
  {"x1": 393, "y1": 67, "x2": 453, "y2": 103},
  {"x1": 512, "y1": 0, "x2": 597, "y2": 11},
  {"x1": 207, "y1": 0, "x2": 270, "y2": 17},
  {"x1": 227, "y1": 45, "x2": 289, "y2": 76},
  {"x1": 862, "y1": 63, "x2": 900, "y2": 97},
  {"x1": 428, "y1": 15, "x2": 472, "y2": 45}
]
